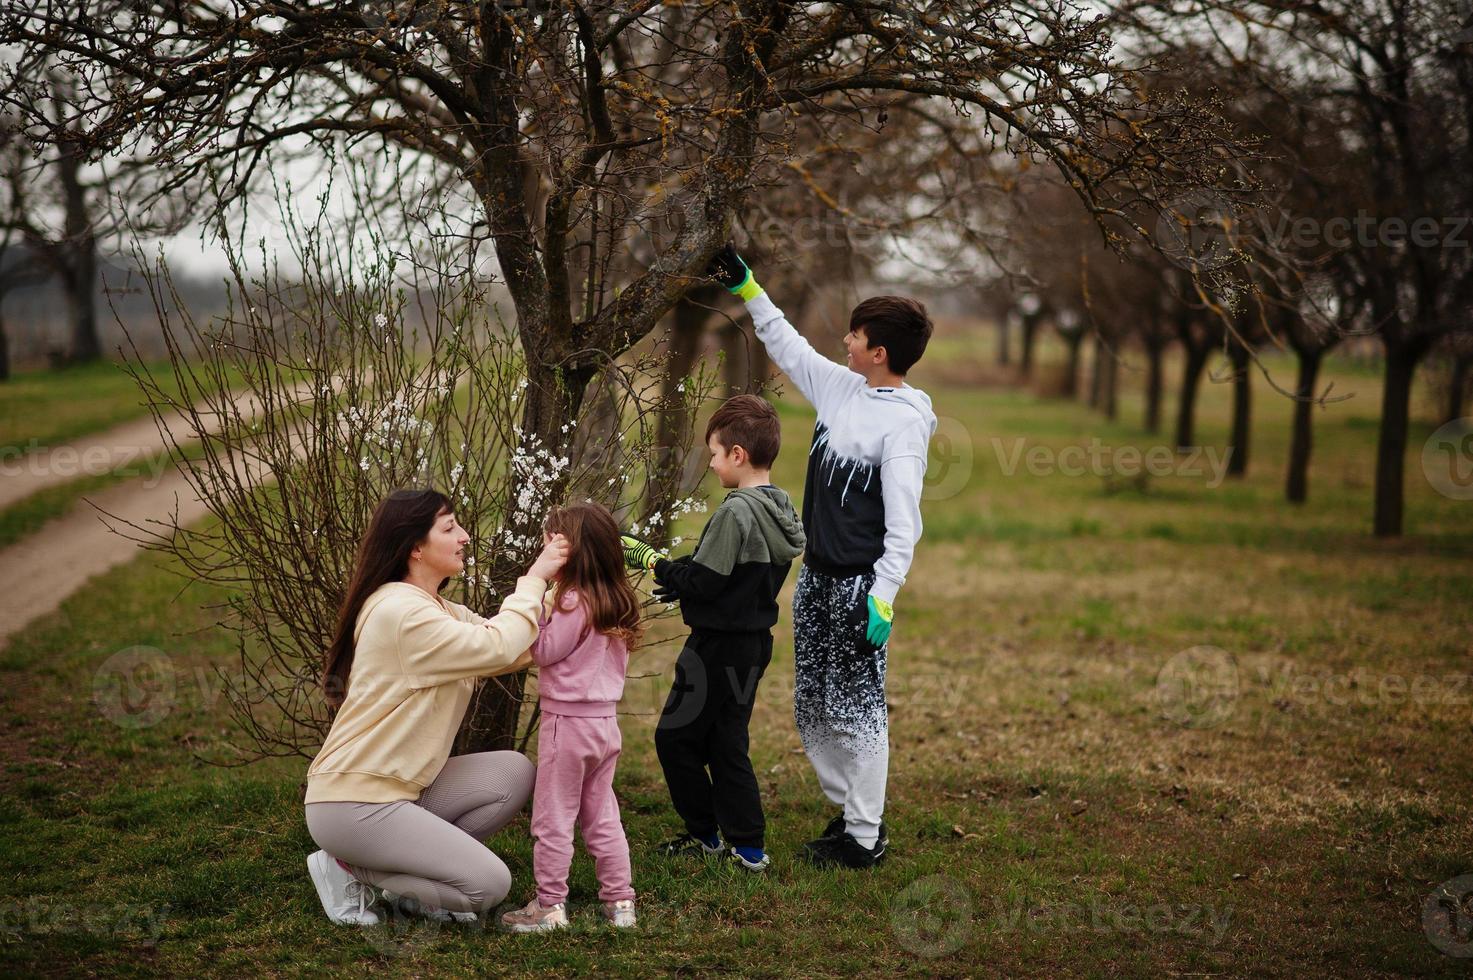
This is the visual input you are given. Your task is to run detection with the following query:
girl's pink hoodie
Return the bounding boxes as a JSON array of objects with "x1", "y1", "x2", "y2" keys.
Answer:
[{"x1": 530, "y1": 587, "x2": 630, "y2": 718}]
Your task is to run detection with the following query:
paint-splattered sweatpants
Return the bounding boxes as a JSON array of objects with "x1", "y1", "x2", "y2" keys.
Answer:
[{"x1": 792, "y1": 564, "x2": 889, "y2": 847}]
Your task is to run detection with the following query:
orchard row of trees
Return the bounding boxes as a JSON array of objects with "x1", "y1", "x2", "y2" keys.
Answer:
[
  {"x1": 983, "y1": 0, "x2": 1472, "y2": 535},
  {"x1": 0, "y1": 67, "x2": 194, "y2": 378}
]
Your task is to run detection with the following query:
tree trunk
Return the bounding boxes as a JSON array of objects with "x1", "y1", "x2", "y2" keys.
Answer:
[
  {"x1": 0, "y1": 308, "x2": 9, "y2": 382},
  {"x1": 1087, "y1": 334, "x2": 1103, "y2": 407},
  {"x1": 61, "y1": 249, "x2": 101, "y2": 364},
  {"x1": 1373, "y1": 342, "x2": 1425, "y2": 536},
  {"x1": 1175, "y1": 342, "x2": 1210, "y2": 450},
  {"x1": 458, "y1": 354, "x2": 595, "y2": 754},
  {"x1": 57, "y1": 135, "x2": 101, "y2": 365},
  {"x1": 751, "y1": 340, "x2": 770, "y2": 390},
  {"x1": 721, "y1": 320, "x2": 744, "y2": 395},
  {"x1": 1143, "y1": 339, "x2": 1164, "y2": 433},
  {"x1": 997, "y1": 314, "x2": 1011, "y2": 366},
  {"x1": 1447, "y1": 352, "x2": 1471, "y2": 426},
  {"x1": 1019, "y1": 313, "x2": 1040, "y2": 379},
  {"x1": 1103, "y1": 344, "x2": 1118, "y2": 421},
  {"x1": 726, "y1": 289, "x2": 794, "y2": 394},
  {"x1": 648, "y1": 298, "x2": 710, "y2": 542},
  {"x1": 1062, "y1": 333, "x2": 1082, "y2": 399},
  {"x1": 1227, "y1": 342, "x2": 1251, "y2": 478},
  {"x1": 1285, "y1": 348, "x2": 1322, "y2": 504}
]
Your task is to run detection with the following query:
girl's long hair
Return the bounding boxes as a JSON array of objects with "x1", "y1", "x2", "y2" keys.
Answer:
[
  {"x1": 323, "y1": 488, "x2": 453, "y2": 711},
  {"x1": 543, "y1": 502, "x2": 645, "y2": 650}
]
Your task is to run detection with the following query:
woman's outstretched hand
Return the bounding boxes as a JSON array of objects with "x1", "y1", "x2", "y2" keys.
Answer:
[{"x1": 528, "y1": 532, "x2": 570, "y2": 582}]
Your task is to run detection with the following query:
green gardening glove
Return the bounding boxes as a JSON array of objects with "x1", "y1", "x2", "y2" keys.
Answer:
[
  {"x1": 865, "y1": 594, "x2": 894, "y2": 647},
  {"x1": 620, "y1": 533, "x2": 664, "y2": 571},
  {"x1": 706, "y1": 243, "x2": 765, "y2": 302}
]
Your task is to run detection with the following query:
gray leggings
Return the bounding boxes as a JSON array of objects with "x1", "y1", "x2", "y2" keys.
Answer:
[{"x1": 306, "y1": 751, "x2": 535, "y2": 914}]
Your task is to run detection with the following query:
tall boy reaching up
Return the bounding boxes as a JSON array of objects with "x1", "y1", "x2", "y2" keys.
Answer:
[{"x1": 706, "y1": 243, "x2": 937, "y2": 870}]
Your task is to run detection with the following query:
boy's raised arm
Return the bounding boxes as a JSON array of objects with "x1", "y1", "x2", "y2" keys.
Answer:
[{"x1": 706, "y1": 244, "x2": 859, "y2": 417}]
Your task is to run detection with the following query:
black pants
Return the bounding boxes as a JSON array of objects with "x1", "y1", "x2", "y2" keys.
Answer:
[{"x1": 654, "y1": 629, "x2": 773, "y2": 848}]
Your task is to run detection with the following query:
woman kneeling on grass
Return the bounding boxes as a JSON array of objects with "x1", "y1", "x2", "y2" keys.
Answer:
[{"x1": 304, "y1": 488, "x2": 569, "y2": 926}]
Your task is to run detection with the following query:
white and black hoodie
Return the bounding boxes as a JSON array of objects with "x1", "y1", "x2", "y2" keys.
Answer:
[{"x1": 746, "y1": 292, "x2": 937, "y2": 606}]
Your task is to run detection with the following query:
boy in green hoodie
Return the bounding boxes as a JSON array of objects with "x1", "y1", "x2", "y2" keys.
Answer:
[{"x1": 622, "y1": 394, "x2": 806, "y2": 872}]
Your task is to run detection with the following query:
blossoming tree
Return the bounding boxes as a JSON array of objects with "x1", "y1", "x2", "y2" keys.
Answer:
[{"x1": 2, "y1": 1, "x2": 1247, "y2": 756}]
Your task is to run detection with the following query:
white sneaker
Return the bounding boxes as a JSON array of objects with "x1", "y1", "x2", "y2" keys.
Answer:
[
  {"x1": 381, "y1": 888, "x2": 480, "y2": 924},
  {"x1": 500, "y1": 898, "x2": 570, "y2": 933},
  {"x1": 307, "y1": 850, "x2": 382, "y2": 926},
  {"x1": 727, "y1": 846, "x2": 771, "y2": 872},
  {"x1": 602, "y1": 899, "x2": 637, "y2": 928}
]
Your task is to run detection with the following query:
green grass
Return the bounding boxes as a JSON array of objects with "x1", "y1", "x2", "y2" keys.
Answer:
[
  {"x1": 0, "y1": 359, "x2": 185, "y2": 453},
  {"x1": 1, "y1": 332, "x2": 1470, "y2": 976}
]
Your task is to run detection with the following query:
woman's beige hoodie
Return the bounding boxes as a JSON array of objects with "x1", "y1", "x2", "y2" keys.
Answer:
[{"x1": 304, "y1": 575, "x2": 547, "y2": 804}]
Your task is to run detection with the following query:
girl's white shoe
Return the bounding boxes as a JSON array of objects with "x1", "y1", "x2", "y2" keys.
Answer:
[
  {"x1": 602, "y1": 899, "x2": 637, "y2": 928},
  {"x1": 501, "y1": 898, "x2": 570, "y2": 933},
  {"x1": 306, "y1": 850, "x2": 382, "y2": 926}
]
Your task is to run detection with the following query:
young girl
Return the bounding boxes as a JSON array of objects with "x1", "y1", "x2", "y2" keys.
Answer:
[{"x1": 502, "y1": 502, "x2": 644, "y2": 932}]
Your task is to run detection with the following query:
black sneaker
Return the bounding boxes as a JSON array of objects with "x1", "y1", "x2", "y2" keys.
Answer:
[
  {"x1": 818, "y1": 813, "x2": 846, "y2": 840},
  {"x1": 655, "y1": 832, "x2": 723, "y2": 858},
  {"x1": 818, "y1": 815, "x2": 889, "y2": 848},
  {"x1": 800, "y1": 831, "x2": 886, "y2": 869}
]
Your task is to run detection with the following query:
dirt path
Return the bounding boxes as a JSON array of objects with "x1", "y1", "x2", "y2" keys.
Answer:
[
  {"x1": 0, "y1": 382, "x2": 323, "y2": 650},
  {"x1": 0, "y1": 410, "x2": 194, "y2": 512},
  {"x1": 0, "y1": 466, "x2": 211, "y2": 647}
]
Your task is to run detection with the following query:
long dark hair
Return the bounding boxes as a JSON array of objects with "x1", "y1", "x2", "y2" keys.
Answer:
[
  {"x1": 323, "y1": 488, "x2": 453, "y2": 711},
  {"x1": 543, "y1": 502, "x2": 644, "y2": 650}
]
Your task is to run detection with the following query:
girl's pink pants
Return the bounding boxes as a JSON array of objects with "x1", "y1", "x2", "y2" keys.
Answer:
[{"x1": 531, "y1": 711, "x2": 634, "y2": 906}]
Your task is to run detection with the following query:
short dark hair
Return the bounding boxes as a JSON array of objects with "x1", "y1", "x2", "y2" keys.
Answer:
[
  {"x1": 850, "y1": 295, "x2": 933, "y2": 375},
  {"x1": 704, "y1": 394, "x2": 781, "y2": 468}
]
